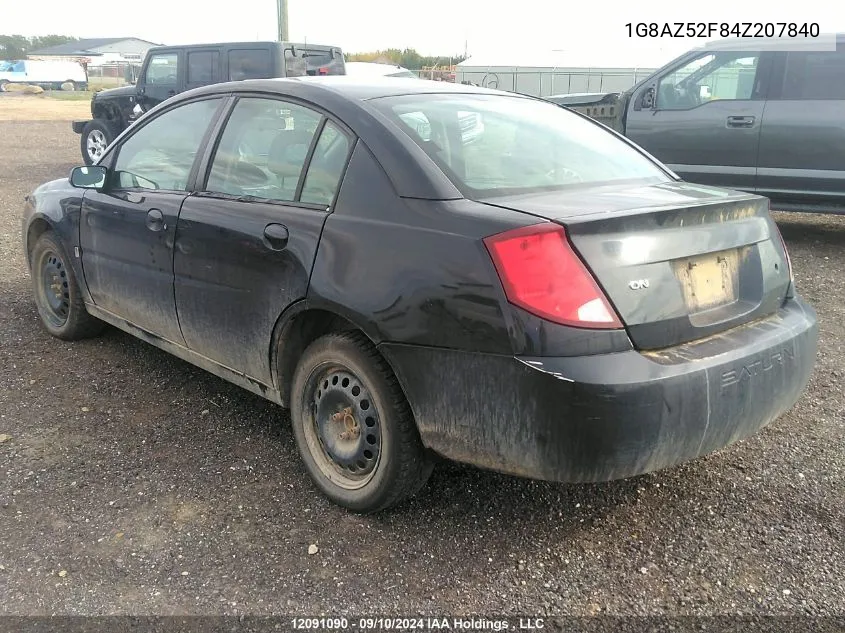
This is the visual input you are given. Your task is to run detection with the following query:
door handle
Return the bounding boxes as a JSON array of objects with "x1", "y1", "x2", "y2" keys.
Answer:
[
  {"x1": 726, "y1": 115, "x2": 755, "y2": 128},
  {"x1": 263, "y1": 223, "x2": 289, "y2": 250},
  {"x1": 146, "y1": 208, "x2": 166, "y2": 232}
]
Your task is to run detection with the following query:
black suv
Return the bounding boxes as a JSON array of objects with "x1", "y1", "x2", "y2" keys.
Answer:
[{"x1": 73, "y1": 41, "x2": 345, "y2": 164}]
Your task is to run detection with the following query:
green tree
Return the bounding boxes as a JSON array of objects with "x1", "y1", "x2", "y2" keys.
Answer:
[{"x1": 0, "y1": 34, "x2": 78, "y2": 60}]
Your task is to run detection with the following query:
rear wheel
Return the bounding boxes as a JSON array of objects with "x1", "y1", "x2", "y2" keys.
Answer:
[
  {"x1": 81, "y1": 118, "x2": 118, "y2": 165},
  {"x1": 30, "y1": 232, "x2": 104, "y2": 340},
  {"x1": 290, "y1": 331, "x2": 433, "y2": 513},
  {"x1": 0, "y1": 80, "x2": 8, "y2": 92}
]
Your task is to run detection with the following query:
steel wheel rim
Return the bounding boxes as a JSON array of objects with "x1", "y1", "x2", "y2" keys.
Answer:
[
  {"x1": 86, "y1": 130, "x2": 107, "y2": 161},
  {"x1": 304, "y1": 364, "x2": 383, "y2": 490},
  {"x1": 36, "y1": 249, "x2": 70, "y2": 327}
]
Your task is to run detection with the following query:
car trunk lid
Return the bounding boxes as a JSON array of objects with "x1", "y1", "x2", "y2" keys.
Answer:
[{"x1": 480, "y1": 181, "x2": 793, "y2": 350}]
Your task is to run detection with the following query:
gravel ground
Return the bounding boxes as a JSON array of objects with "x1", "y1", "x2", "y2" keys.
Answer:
[{"x1": 0, "y1": 118, "x2": 843, "y2": 618}]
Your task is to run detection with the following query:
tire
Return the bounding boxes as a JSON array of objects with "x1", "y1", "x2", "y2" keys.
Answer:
[
  {"x1": 81, "y1": 118, "x2": 118, "y2": 165},
  {"x1": 291, "y1": 331, "x2": 433, "y2": 513},
  {"x1": 30, "y1": 232, "x2": 104, "y2": 340},
  {"x1": 0, "y1": 80, "x2": 8, "y2": 93}
]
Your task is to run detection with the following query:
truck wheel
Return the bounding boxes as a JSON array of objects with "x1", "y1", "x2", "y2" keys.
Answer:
[
  {"x1": 30, "y1": 232, "x2": 104, "y2": 341},
  {"x1": 81, "y1": 119, "x2": 118, "y2": 165},
  {"x1": 0, "y1": 80, "x2": 8, "y2": 92},
  {"x1": 290, "y1": 331, "x2": 434, "y2": 513}
]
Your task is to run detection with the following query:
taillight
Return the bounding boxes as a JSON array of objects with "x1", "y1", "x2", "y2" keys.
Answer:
[
  {"x1": 775, "y1": 225, "x2": 793, "y2": 282},
  {"x1": 483, "y1": 223, "x2": 623, "y2": 329},
  {"x1": 319, "y1": 67, "x2": 328, "y2": 75}
]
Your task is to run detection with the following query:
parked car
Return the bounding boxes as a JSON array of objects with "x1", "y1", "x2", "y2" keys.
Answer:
[
  {"x1": 551, "y1": 35, "x2": 845, "y2": 213},
  {"x1": 24, "y1": 77, "x2": 817, "y2": 512},
  {"x1": 0, "y1": 59, "x2": 87, "y2": 92},
  {"x1": 72, "y1": 41, "x2": 345, "y2": 165}
]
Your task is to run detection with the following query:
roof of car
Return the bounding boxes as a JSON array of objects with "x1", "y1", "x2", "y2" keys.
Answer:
[
  {"x1": 697, "y1": 33, "x2": 844, "y2": 52},
  {"x1": 186, "y1": 75, "x2": 525, "y2": 101}
]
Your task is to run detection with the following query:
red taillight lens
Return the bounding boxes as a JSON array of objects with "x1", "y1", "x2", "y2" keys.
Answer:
[
  {"x1": 483, "y1": 223, "x2": 623, "y2": 329},
  {"x1": 319, "y1": 67, "x2": 329, "y2": 75}
]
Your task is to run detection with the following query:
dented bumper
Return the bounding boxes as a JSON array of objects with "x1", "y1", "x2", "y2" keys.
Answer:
[{"x1": 380, "y1": 297, "x2": 817, "y2": 483}]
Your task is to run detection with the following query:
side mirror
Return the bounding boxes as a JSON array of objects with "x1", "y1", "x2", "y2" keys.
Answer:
[
  {"x1": 70, "y1": 165, "x2": 107, "y2": 189},
  {"x1": 641, "y1": 87, "x2": 655, "y2": 109}
]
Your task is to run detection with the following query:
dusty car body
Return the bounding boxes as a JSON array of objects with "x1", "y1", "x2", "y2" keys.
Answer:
[{"x1": 23, "y1": 77, "x2": 817, "y2": 512}]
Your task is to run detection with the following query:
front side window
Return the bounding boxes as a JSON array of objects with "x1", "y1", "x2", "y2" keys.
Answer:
[
  {"x1": 228, "y1": 49, "x2": 271, "y2": 81},
  {"x1": 112, "y1": 98, "x2": 221, "y2": 191},
  {"x1": 780, "y1": 48, "x2": 845, "y2": 100},
  {"x1": 206, "y1": 98, "x2": 322, "y2": 201},
  {"x1": 372, "y1": 93, "x2": 669, "y2": 197},
  {"x1": 144, "y1": 53, "x2": 179, "y2": 85},
  {"x1": 657, "y1": 52, "x2": 760, "y2": 110}
]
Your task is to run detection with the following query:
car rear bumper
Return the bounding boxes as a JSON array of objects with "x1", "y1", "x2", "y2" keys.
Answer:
[{"x1": 379, "y1": 297, "x2": 818, "y2": 483}]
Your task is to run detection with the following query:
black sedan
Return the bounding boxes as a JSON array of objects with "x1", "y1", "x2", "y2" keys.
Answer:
[{"x1": 22, "y1": 77, "x2": 818, "y2": 512}]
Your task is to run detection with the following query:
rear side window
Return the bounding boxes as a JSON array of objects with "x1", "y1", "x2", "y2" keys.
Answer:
[
  {"x1": 187, "y1": 51, "x2": 219, "y2": 85},
  {"x1": 301, "y1": 121, "x2": 352, "y2": 206},
  {"x1": 780, "y1": 48, "x2": 845, "y2": 100},
  {"x1": 145, "y1": 53, "x2": 179, "y2": 85},
  {"x1": 206, "y1": 97, "x2": 322, "y2": 202},
  {"x1": 113, "y1": 98, "x2": 222, "y2": 191},
  {"x1": 228, "y1": 49, "x2": 271, "y2": 81}
]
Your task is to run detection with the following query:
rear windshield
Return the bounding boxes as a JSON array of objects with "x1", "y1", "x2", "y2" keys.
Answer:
[
  {"x1": 284, "y1": 47, "x2": 345, "y2": 77},
  {"x1": 370, "y1": 93, "x2": 670, "y2": 197}
]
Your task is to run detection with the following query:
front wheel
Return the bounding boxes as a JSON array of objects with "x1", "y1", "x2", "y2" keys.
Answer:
[
  {"x1": 30, "y1": 232, "x2": 104, "y2": 340},
  {"x1": 290, "y1": 331, "x2": 433, "y2": 513},
  {"x1": 80, "y1": 119, "x2": 118, "y2": 165}
]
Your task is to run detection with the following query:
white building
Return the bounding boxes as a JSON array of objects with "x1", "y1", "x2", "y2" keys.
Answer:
[{"x1": 28, "y1": 37, "x2": 160, "y2": 66}]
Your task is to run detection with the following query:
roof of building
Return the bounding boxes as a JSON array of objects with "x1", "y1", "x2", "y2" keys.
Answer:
[{"x1": 30, "y1": 38, "x2": 159, "y2": 56}]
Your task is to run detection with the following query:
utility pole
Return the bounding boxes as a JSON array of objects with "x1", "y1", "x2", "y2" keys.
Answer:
[{"x1": 276, "y1": 0, "x2": 289, "y2": 42}]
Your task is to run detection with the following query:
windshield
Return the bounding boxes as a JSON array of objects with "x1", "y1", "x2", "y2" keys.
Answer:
[{"x1": 370, "y1": 93, "x2": 670, "y2": 197}]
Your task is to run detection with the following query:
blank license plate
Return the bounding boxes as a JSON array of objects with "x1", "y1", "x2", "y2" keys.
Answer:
[{"x1": 673, "y1": 249, "x2": 740, "y2": 312}]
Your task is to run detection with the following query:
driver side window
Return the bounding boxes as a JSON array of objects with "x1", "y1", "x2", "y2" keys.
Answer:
[
  {"x1": 657, "y1": 53, "x2": 761, "y2": 110},
  {"x1": 112, "y1": 98, "x2": 222, "y2": 191}
]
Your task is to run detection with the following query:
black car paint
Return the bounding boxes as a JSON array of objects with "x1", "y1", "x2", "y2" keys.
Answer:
[{"x1": 25, "y1": 77, "x2": 818, "y2": 484}]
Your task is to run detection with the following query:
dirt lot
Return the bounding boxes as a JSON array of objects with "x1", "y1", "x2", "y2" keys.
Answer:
[{"x1": 0, "y1": 101, "x2": 843, "y2": 618}]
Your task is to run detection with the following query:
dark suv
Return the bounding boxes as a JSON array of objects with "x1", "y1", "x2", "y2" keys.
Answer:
[{"x1": 73, "y1": 41, "x2": 345, "y2": 164}]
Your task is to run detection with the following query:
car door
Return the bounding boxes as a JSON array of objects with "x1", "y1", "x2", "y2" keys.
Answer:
[
  {"x1": 174, "y1": 96, "x2": 354, "y2": 385},
  {"x1": 138, "y1": 50, "x2": 183, "y2": 110},
  {"x1": 79, "y1": 97, "x2": 225, "y2": 344},
  {"x1": 625, "y1": 50, "x2": 771, "y2": 191},
  {"x1": 756, "y1": 46, "x2": 845, "y2": 206}
]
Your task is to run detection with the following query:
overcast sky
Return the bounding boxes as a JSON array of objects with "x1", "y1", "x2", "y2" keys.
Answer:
[{"x1": 7, "y1": 0, "x2": 843, "y2": 67}]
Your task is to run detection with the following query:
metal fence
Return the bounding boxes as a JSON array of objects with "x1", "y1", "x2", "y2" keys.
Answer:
[{"x1": 452, "y1": 68, "x2": 658, "y2": 98}]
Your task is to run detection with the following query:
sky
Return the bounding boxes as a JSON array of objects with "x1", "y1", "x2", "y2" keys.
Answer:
[{"x1": 7, "y1": 0, "x2": 844, "y2": 68}]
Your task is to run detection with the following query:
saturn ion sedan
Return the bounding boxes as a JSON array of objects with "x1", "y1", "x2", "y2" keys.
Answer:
[{"x1": 22, "y1": 77, "x2": 818, "y2": 512}]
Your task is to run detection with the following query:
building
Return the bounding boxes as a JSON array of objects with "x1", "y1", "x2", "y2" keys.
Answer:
[{"x1": 28, "y1": 37, "x2": 160, "y2": 67}]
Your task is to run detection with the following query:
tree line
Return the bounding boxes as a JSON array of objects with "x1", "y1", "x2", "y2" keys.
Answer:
[
  {"x1": 0, "y1": 35, "x2": 77, "y2": 60},
  {"x1": 346, "y1": 48, "x2": 466, "y2": 69}
]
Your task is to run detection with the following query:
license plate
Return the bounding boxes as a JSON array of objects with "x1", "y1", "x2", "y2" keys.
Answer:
[{"x1": 673, "y1": 249, "x2": 740, "y2": 312}]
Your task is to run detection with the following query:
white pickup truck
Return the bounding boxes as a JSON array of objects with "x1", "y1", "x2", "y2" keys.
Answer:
[{"x1": 0, "y1": 59, "x2": 88, "y2": 91}]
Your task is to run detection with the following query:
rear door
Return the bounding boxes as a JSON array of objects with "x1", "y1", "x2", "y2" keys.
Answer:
[
  {"x1": 756, "y1": 45, "x2": 845, "y2": 206},
  {"x1": 626, "y1": 50, "x2": 772, "y2": 192},
  {"x1": 173, "y1": 95, "x2": 354, "y2": 384}
]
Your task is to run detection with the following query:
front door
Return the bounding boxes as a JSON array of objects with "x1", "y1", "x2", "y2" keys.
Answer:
[
  {"x1": 138, "y1": 50, "x2": 182, "y2": 111},
  {"x1": 174, "y1": 96, "x2": 354, "y2": 384},
  {"x1": 626, "y1": 50, "x2": 770, "y2": 192},
  {"x1": 79, "y1": 97, "x2": 224, "y2": 343}
]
